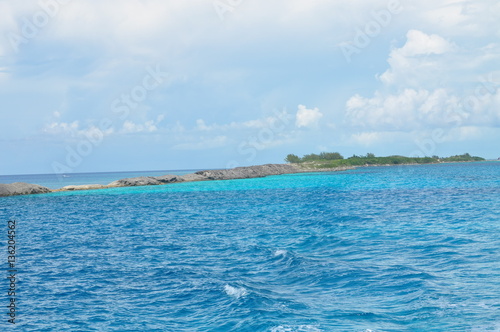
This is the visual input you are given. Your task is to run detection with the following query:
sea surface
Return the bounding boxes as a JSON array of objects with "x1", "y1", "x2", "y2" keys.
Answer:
[
  {"x1": 1, "y1": 162, "x2": 499, "y2": 331},
  {"x1": 0, "y1": 169, "x2": 198, "y2": 190}
]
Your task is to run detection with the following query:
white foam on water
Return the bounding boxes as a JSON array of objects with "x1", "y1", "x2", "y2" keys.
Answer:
[
  {"x1": 274, "y1": 249, "x2": 287, "y2": 257},
  {"x1": 223, "y1": 284, "x2": 248, "y2": 299}
]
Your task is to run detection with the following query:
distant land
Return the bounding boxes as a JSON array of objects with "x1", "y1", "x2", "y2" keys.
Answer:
[
  {"x1": 285, "y1": 152, "x2": 485, "y2": 169},
  {"x1": 0, "y1": 153, "x2": 488, "y2": 197}
]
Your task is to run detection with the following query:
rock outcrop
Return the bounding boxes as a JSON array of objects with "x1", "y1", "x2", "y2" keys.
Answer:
[
  {"x1": 195, "y1": 164, "x2": 301, "y2": 180},
  {"x1": 179, "y1": 173, "x2": 208, "y2": 182},
  {"x1": 108, "y1": 176, "x2": 162, "y2": 187},
  {"x1": 108, "y1": 174, "x2": 185, "y2": 187},
  {"x1": 105, "y1": 164, "x2": 301, "y2": 186},
  {"x1": 0, "y1": 182, "x2": 51, "y2": 197},
  {"x1": 59, "y1": 184, "x2": 109, "y2": 191},
  {"x1": 1, "y1": 163, "x2": 332, "y2": 197},
  {"x1": 155, "y1": 175, "x2": 184, "y2": 184}
]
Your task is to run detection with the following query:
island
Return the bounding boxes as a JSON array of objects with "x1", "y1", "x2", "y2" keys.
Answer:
[
  {"x1": 0, "y1": 153, "x2": 486, "y2": 197},
  {"x1": 0, "y1": 164, "x2": 341, "y2": 197},
  {"x1": 285, "y1": 152, "x2": 485, "y2": 168}
]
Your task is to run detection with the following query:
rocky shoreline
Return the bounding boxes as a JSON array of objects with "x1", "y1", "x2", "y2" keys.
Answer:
[
  {"x1": 0, "y1": 164, "x2": 354, "y2": 197},
  {"x1": 0, "y1": 182, "x2": 52, "y2": 197}
]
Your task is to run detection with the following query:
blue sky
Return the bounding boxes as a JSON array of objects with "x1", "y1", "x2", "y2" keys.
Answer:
[{"x1": 1, "y1": 0, "x2": 499, "y2": 175}]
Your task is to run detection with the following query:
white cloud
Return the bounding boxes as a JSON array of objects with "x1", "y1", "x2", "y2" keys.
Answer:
[
  {"x1": 43, "y1": 121, "x2": 80, "y2": 136},
  {"x1": 43, "y1": 116, "x2": 165, "y2": 137},
  {"x1": 192, "y1": 110, "x2": 294, "y2": 133},
  {"x1": 196, "y1": 119, "x2": 211, "y2": 131},
  {"x1": 398, "y1": 29, "x2": 454, "y2": 57},
  {"x1": 43, "y1": 121, "x2": 114, "y2": 138},
  {"x1": 121, "y1": 120, "x2": 158, "y2": 134},
  {"x1": 346, "y1": 84, "x2": 500, "y2": 131},
  {"x1": 379, "y1": 30, "x2": 456, "y2": 86},
  {"x1": 295, "y1": 105, "x2": 323, "y2": 128},
  {"x1": 345, "y1": 87, "x2": 500, "y2": 131},
  {"x1": 121, "y1": 114, "x2": 164, "y2": 134},
  {"x1": 346, "y1": 27, "x2": 500, "y2": 133},
  {"x1": 412, "y1": 0, "x2": 500, "y2": 37}
]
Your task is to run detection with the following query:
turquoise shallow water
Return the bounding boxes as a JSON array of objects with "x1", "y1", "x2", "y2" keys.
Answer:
[{"x1": 1, "y1": 162, "x2": 499, "y2": 331}]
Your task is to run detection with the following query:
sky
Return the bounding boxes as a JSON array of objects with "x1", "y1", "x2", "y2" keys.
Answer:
[{"x1": 1, "y1": 0, "x2": 499, "y2": 175}]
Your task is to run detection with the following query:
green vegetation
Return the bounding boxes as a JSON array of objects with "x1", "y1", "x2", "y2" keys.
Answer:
[
  {"x1": 285, "y1": 152, "x2": 485, "y2": 169},
  {"x1": 285, "y1": 154, "x2": 301, "y2": 163},
  {"x1": 286, "y1": 152, "x2": 344, "y2": 163},
  {"x1": 440, "y1": 153, "x2": 485, "y2": 162}
]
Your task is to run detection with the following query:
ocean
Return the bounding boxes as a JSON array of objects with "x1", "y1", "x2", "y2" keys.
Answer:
[
  {"x1": 0, "y1": 169, "x2": 198, "y2": 190},
  {"x1": 1, "y1": 162, "x2": 499, "y2": 331}
]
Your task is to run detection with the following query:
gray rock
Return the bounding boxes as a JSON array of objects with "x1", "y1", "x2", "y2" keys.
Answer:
[
  {"x1": 154, "y1": 175, "x2": 184, "y2": 183},
  {"x1": 108, "y1": 176, "x2": 162, "y2": 187},
  {"x1": 0, "y1": 182, "x2": 51, "y2": 197},
  {"x1": 179, "y1": 173, "x2": 208, "y2": 182},
  {"x1": 0, "y1": 164, "x2": 317, "y2": 197},
  {"x1": 60, "y1": 184, "x2": 108, "y2": 191},
  {"x1": 195, "y1": 164, "x2": 300, "y2": 180}
]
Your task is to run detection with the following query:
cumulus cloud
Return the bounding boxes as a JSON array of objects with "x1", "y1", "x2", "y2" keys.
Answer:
[
  {"x1": 295, "y1": 105, "x2": 323, "y2": 128},
  {"x1": 346, "y1": 85, "x2": 500, "y2": 131},
  {"x1": 346, "y1": 89, "x2": 463, "y2": 130},
  {"x1": 345, "y1": 28, "x2": 500, "y2": 133},
  {"x1": 379, "y1": 30, "x2": 456, "y2": 86},
  {"x1": 396, "y1": 29, "x2": 454, "y2": 57}
]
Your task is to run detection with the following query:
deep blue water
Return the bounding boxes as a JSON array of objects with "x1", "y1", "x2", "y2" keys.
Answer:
[{"x1": 1, "y1": 162, "x2": 499, "y2": 331}]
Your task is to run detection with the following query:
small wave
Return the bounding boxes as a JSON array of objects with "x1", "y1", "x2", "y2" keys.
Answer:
[
  {"x1": 224, "y1": 284, "x2": 248, "y2": 299},
  {"x1": 271, "y1": 325, "x2": 322, "y2": 332},
  {"x1": 274, "y1": 249, "x2": 288, "y2": 257},
  {"x1": 470, "y1": 323, "x2": 500, "y2": 332}
]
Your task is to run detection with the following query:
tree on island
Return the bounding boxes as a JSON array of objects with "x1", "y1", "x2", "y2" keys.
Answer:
[
  {"x1": 319, "y1": 152, "x2": 344, "y2": 160},
  {"x1": 285, "y1": 154, "x2": 301, "y2": 163},
  {"x1": 285, "y1": 152, "x2": 344, "y2": 163}
]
